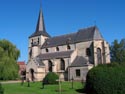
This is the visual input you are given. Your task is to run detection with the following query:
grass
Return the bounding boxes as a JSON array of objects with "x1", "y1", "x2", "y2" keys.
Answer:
[{"x1": 2, "y1": 81, "x2": 84, "y2": 94}]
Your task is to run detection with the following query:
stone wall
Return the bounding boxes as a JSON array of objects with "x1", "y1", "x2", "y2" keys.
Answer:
[{"x1": 69, "y1": 66, "x2": 89, "y2": 81}]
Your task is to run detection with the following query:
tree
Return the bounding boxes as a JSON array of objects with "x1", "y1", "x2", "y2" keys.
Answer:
[
  {"x1": 0, "y1": 39, "x2": 20, "y2": 80},
  {"x1": 110, "y1": 38, "x2": 125, "y2": 63}
]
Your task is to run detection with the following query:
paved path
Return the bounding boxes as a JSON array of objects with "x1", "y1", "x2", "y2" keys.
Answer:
[{"x1": 0, "y1": 80, "x2": 21, "y2": 84}]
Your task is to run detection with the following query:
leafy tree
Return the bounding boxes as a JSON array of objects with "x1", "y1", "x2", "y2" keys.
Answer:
[
  {"x1": 0, "y1": 39, "x2": 20, "y2": 80},
  {"x1": 110, "y1": 38, "x2": 125, "y2": 63}
]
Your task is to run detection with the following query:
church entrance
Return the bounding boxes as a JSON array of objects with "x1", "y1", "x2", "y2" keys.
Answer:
[{"x1": 30, "y1": 68, "x2": 35, "y2": 81}]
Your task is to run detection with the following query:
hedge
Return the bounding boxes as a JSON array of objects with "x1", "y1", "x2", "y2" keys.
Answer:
[
  {"x1": 85, "y1": 63, "x2": 125, "y2": 94},
  {"x1": 43, "y1": 72, "x2": 59, "y2": 84}
]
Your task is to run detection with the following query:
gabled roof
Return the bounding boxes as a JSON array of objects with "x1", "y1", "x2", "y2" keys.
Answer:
[
  {"x1": 17, "y1": 61, "x2": 25, "y2": 65},
  {"x1": 37, "y1": 50, "x2": 74, "y2": 60},
  {"x1": 32, "y1": 57, "x2": 45, "y2": 67},
  {"x1": 75, "y1": 26, "x2": 103, "y2": 42},
  {"x1": 42, "y1": 26, "x2": 103, "y2": 48},
  {"x1": 29, "y1": 9, "x2": 50, "y2": 38},
  {"x1": 42, "y1": 33, "x2": 76, "y2": 48},
  {"x1": 70, "y1": 56, "x2": 88, "y2": 67}
]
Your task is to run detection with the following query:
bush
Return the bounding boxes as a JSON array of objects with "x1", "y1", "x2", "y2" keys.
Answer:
[
  {"x1": 43, "y1": 72, "x2": 59, "y2": 84},
  {"x1": 85, "y1": 63, "x2": 125, "y2": 94},
  {"x1": 0, "y1": 83, "x2": 4, "y2": 94}
]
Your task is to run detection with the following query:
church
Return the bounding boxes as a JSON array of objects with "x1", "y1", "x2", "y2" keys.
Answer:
[{"x1": 26, "y1": 8, "x2": 110, "y2": 81}]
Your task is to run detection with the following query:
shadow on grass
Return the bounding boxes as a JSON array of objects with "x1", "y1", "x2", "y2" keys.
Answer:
[
  {"x1": 55, "y1": 89, "x2": 66, "y2": 92},
  {"x1": 76, "y1": 88, "x2": 85, "y2": 94}
]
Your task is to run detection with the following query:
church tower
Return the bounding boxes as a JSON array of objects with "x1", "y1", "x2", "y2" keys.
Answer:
[{"x1": 28, "y1": 9, "x2": 50, "y2": 59}]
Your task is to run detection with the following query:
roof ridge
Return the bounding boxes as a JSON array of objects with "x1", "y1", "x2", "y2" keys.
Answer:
[
  {"x1": 51, "y1": 32, "x2": 77, "y2": 39},
  {"x1": 78, "y1": 26, "x2": 96, "y2": 31},
  {"x1": 52, "y1": 26, "x2": 96, "y2": 38}
]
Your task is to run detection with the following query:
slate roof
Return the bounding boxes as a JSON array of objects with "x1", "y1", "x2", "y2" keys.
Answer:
[
  {"x1": 33, "y1": 57, "x2": 45, "y2": 67},
  {"x1": 70, "y1": 56, "x2": 88, "y2": 67},
  {"x1": 29, "y1": 9, "x2": 50, "y2": 38},
  {"x1": 37, "y1": 50, "x2": 74, "y2": 60},
  {"x1": 42, "y1": 26, "x2": 103, "y2": 48}
]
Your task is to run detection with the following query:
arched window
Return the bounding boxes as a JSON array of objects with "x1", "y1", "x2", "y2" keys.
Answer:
[
  {"x1": 46, "y1": 48, "x2": 49, "y2": 52},
  {"x1": 60, "y1": 59, "x2": 65, "y2": 70},
  {"x1": 48, "y1": 60, "x2": 53, "y2": 72},
  {"x1": 31, "y1": 39, "x2": 33, "y2": 45},
  {"x1": 38, "y1": 38, "x2": 39, "y2": 44},
  {"x1": 67, "y1": 45, "x2": 71, "y2": 50},
  {"x1": 97, "y1": 48, "x2": 102, "y2": 64},
  {"x1": 86, "y1": 48, "x2": 91, "y2": 56},
  {"x1": 56, "y1": 47, "x2": 59, "y2": 51},
  {"x1": 29, "y1": 48, "x2": 32, "y2": 58}
]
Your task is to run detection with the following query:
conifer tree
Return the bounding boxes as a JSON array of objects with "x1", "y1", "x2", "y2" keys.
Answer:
[{"x1": 110, "y1": 38, "x2": 125, "y2": 63}]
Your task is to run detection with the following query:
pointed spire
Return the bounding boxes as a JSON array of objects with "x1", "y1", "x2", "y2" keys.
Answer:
[
  {"x1": 35, "y1": 9, "x2": 46, "y2": 33},
  {"x1": 29, "y1": 8, "x2": 50, "y2": 38}
]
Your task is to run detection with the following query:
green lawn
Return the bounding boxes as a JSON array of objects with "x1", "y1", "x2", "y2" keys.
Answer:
[{"x1": 2, "y1": 81, "x2": 84, "y2": 94}]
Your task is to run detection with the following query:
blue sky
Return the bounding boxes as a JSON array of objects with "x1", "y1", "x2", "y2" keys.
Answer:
[{"x1": 0, "y1": 0, "x2": 125, "y2": 62}]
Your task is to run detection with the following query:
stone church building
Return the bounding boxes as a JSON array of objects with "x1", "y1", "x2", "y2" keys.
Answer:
[{"x1": 26, "y1": 8, "x2": 110, "y2": 81}]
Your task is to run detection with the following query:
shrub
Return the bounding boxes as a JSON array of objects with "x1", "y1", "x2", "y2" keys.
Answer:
[
  {"x1": 85, "y1": 63, "x2": 125, "y2": 94},
  {"x1": 43, "y1": 72, "x2": 59, "y2": 84},
  {"x1": 0, "y1": 83, "x2": 4, "y2": 94}
]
